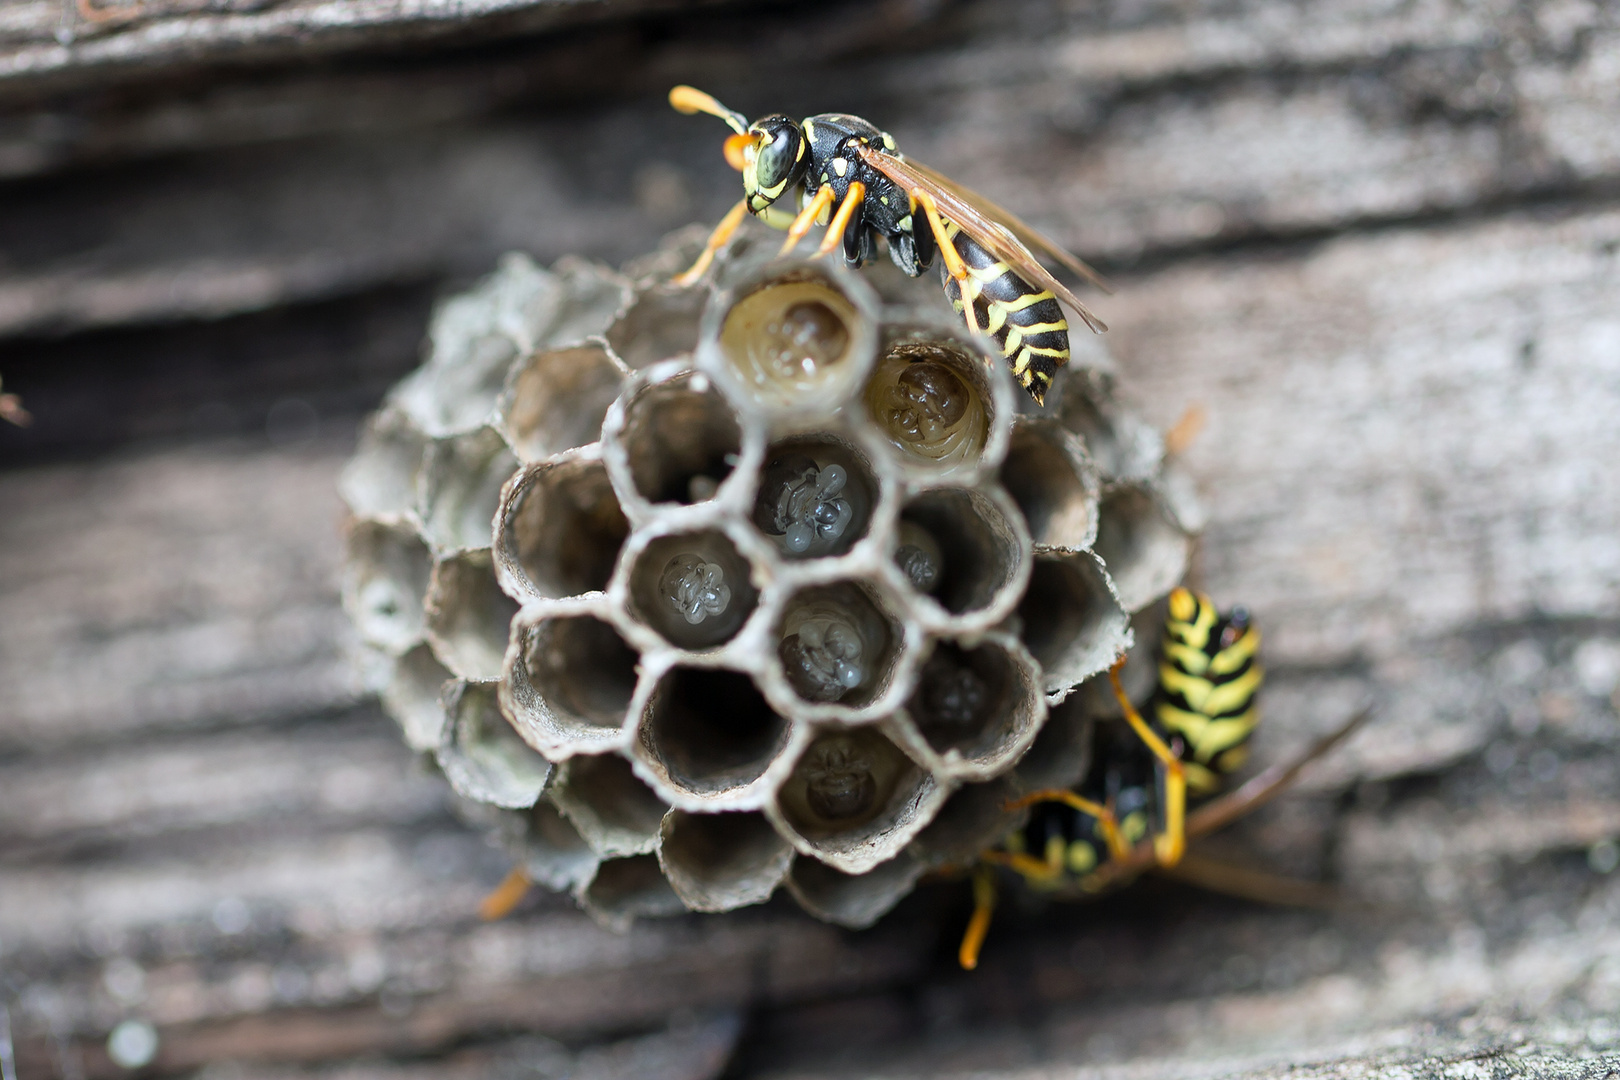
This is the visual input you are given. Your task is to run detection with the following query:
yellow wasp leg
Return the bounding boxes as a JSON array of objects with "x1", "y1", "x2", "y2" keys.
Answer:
[
  {"x1": 478, "y1": 866, "x2": 533, "y2": 921},
  {"x1": 1003, "y1": 789, "x2": 1129, "y2": 861},
  {"x1": 911, "y1": 188, "x2": 979, "y2": 336},
  {"x1": 814, "y1": 181, "x2": 867, "y2": 257},
  {"x1": 1108, "y1": 657, "x2": 1187, "y2": 867},
  {"x1": 674, "y1": 198, "x2": 749, "y2": 287},
  {"x1": 777, "y1": 185, "x2": 837, "y2": 256},
  {"x1": 981, "y1": 847, "x2": 1063, "y2": 884},
  {"x1": 958, "y1": 864, "x2": 997, "y2": 970}
]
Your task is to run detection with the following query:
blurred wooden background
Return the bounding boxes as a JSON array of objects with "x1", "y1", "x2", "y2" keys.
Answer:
[{"x1": 2, "y1": 0, "x2": 1619, "y2": 1077}]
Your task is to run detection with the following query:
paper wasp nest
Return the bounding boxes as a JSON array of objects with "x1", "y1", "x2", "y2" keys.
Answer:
[{"x1": 341, "y1": 222, "x2": 1196, "y2": 929}]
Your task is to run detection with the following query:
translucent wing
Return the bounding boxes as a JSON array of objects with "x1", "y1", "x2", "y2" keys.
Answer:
[
  {"x1": 899, "y1": 155, "x2": 1113, "y2": 294},
  {"x1": 853, "y1": 144, "x2": 1108, "y2": 334}
]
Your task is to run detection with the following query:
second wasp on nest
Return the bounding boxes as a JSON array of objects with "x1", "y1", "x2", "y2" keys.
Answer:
[{"x1": 338, "y1": 88, "x2": 1366, "y2": 970}]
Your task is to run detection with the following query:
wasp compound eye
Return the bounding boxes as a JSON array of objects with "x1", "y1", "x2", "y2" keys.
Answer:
[{"x1": 751, "y1": 117, "x2": 805, "y2": 196}]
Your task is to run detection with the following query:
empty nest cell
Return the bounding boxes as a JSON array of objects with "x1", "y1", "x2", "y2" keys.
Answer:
[
  {"x1": 786, "y1": 853, "x2": 924, "y2": 929},
  {"x1": 581, "y1": 854, "x2": 686, "y2": 927},
  {"x1": 425, "y1": 549, "x2": 521, "y2": 682},
  {"x1": 502, "y1": 607, "x2": 640, "y2": 755},
  {"x1": 499, "y1": 344, "x2": 626, "y2": 462},
  {"x1": 637, "y1": 666, "x2": 792, "y2": 803},
  {"x1": 614, "y1": 370, "x2": 744, "y2": 507},
  {"x1": 437, "y1": 681, "x2": 553, "y2": 810},
  {"x1": 1092, "y1": 484, "x2": 1192, "y2": 612},
  {"x1": 517, "y1": 801, "x2": 600, "y2": 892},
  {"x1": 340, "y1": 408, "x2": 426, "y2": 524},
  {"x1": 1016, "y1": 552, "x2": 1132, "y2": 697},
  {"x1": 380, "y1": 643, "x2": 454, "y2": 752},
  {"x1": 606, "y1": 286, "x2": 706, "y2": 370},
  {"x1": 659, "y1": 810, "x2": 793, "y2": 912},
  {"x1": 775, "y1": 581, "x2": 903, "y2": 709},
  {"x1": 1000, "y1": 419, "x2": 1099, "y2": 552},
  {"x1": 497, "y1": 457, "x2": 629, "y2": 600},
  {"x1": 418, "y1": 427, "x2": 521, "y2": 553},
  {"x1": 343, "y1": 520, "x2": 433, "y2": 655},
  {"x1": 752, "y1": 435, "x2": 878, "y2": 558},
  {"x1": 550, "y1": 752, "x2": 670, "y2": 857},
  {"x1": 626, "y1": 529, "x2": 759, "y2": 651}
]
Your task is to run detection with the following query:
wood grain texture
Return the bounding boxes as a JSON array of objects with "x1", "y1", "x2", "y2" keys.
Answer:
[{"x1": 2, "y1": 0, "x2": 1619, "y2": 1077}]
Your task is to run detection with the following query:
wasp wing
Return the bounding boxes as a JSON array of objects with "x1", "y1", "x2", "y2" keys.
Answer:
[
  {"x1": 898, "y1": 156, "x2": 1112, "y2": 294},
  {"x1": 854, "y1": 144, "x2": 1109, "y2": 335}
]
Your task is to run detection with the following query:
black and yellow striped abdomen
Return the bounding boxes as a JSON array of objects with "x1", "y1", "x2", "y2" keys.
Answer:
[
  {"x1": 1154, "y1": 587, "x2": 1263, "y2": 794},
  {"x1": 938, "y1": 222, "x2": 1070, "y2": 404}
]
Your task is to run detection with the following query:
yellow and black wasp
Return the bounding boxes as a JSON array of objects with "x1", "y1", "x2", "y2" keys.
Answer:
[
  {"x1": 668, "y1": 86, "x2": 1110, "y2": 405},
  {"x1": 957, "y1": 588, "x2": 1365, "y2": 969}
]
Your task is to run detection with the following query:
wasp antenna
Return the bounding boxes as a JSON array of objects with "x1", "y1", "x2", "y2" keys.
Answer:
[{"x1": 668, "y1": 85, "x2": 748, "y2": 134}]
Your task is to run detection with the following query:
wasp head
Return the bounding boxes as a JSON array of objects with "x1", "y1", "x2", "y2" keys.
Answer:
[{"x1": 742, "y1": 115, "x2": 808, "y2": 216}]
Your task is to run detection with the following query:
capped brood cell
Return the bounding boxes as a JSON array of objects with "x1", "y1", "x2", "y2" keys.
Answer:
[
  {"x1": 769, "y1": 726, "x2": 947, "y2": 875},
  {"x1": 1000, "y1": 419, "x2": 1099, "y2": 553},
  {"x1": 633, "y1": 664, "x2": 794, "y2": 809},
  {"x1": 501, "y1": 600, "x2": 640, "y2": 757},
  {"x1": 1092, "y1": 484, "x2": 1192, "y2": 612},
  {"x1": 901, "y1": 634, "x2": 1045, "y2": 781},
  {"x1": 1015, "y1": 551, "x2": 1132, "y2": 698},
  {"x1": 621, "y1": 525, "x2": 760, "y2": 652},
  {"x1": 580, "y1": 854, "x2": 685, "y2": 929},
  {"x1": 702, "y1": 261, "x2": 879, "y2": 417},
  {"x1": 862, "y1": 322, "x2": 1014, "y2": 484},
  {"x1": 606, "y1": 284, "x2": 706, "y2": 370},
  {"x1": 497, "y1": 343, "x2": 627, "y2": 462},
  {"x1": 786, "y1": 853, "x2": 923, "y2": 929},
  {"x1": 602, "y1": 363, "x2": 753, "y2": 518},
  {"x1": 892, "y1": 487, "x2": 1030, "y2": 633},
  {"x1": 495, "y1": 454, "x2": 629, "y2": 602},
  {"x1": 659, "y1": 810, "x2": 792, "y2": 912},
  {"x1": 752, "y1": 432, "x2": 882, "y2": 560},
  {"x1": 343, "y1": 520, "x2": 432, "y2": 655},
  {"x1": 550, "y1": 751, "x2": 670, "y2": 857},
  {"x1": 770, "y1": 579, "x2": 909, "y2": 716},
  {"x1": 437, "y1": 680, "x2": 552, "y2": 809},
  {"x1": 425, "y1": 549, "x2": 520, "y2": 682}
]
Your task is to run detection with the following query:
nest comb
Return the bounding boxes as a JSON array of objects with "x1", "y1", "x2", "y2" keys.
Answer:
[{"x1": 340, "y1": 220, "x2": 1199, "y2": 929}]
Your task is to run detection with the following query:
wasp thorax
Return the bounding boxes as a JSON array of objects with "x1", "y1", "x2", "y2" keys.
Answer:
[
  {"x1": 659, "y1": 553, "x2": 732, "y2": 626},
  {"x1": 893, "y1": 520, "x2": 944, "y2": 594},
  {"x1": 801, "y1": 736, "x2": 878, "y2": 822},
  {"x1": 755, "y1": 454, "x2": 853, "y2": 555},
  {"x1": 780, "y1": 608, "x2": 866, "y2": 702},
  {"x1": 865, "y1": 344, "x2": 988, "y2": 469}
]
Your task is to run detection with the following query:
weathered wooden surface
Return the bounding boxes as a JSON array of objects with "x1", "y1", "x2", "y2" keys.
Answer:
[{"x1": 2, "y1": 0, "x2": 1619, "y2": 1077}]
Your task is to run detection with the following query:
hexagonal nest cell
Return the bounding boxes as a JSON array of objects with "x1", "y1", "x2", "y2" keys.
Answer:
[{"x1": 341, "y1": 220, "x2": 1200, "y2": 926}]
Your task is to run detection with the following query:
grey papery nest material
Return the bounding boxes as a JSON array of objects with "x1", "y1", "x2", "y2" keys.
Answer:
[{"x1": 340, "y1": 220, "x2": 1196, "y2": 930}]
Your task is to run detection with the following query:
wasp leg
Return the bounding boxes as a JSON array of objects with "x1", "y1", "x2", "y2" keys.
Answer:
[
  {"x1": 675, "y1": 199, "x2": 750, "y2": 287},
  {"x1": 981, "y1": 847, "x2": 1063, "y2": 885},
  {"x1": 1002, "y1": 790, "x2": 1129, "y2": 862},
  {"x1": 776, "y1": 186, "x2": 837, "y2": 256},
  {"x1": 958, "y1": 864, "x2": 998, "y2": 970},
  {"x1": 815, "y1": 181, "x2": 867, "y2": 258},
  {"x1": 478, "y1": 865, "x2": 533, "y2": 921},
  {"x1": 1108, "y1": 657, "x2": 1188, "y2": 867},
  {"x1": 911, "y1": 188, "x2": 980, "y2": 336}
]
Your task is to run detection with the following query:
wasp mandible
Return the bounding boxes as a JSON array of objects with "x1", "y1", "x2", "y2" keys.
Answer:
[{"x1": 669, "y1": 86, "x2": 1111, "y2": 405}]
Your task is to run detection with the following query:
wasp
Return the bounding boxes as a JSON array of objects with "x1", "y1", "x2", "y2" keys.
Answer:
[
  {"x1": 957, "y1": 588, "x2": 1367, "y2": 969},
  {"x1": 668, "y1": 86, "x2": 1110, "y2": 405}
]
